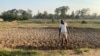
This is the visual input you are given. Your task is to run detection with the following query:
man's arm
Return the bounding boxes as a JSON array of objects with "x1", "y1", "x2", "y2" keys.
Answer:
[
  {"x1": 59, "y1": 28, "x2": 61, "y2": 37},
  {"x1": 66, "y1": 23, "x2": 68, "y2": 34}
]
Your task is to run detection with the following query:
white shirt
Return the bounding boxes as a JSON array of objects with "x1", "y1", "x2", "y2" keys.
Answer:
[{"x1": 59, "y1": 23, "x2": 68, "y2": 33}]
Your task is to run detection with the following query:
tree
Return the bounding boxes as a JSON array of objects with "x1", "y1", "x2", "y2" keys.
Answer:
[
  {"x1": 43, "y1": 11, "x2": 48, "y2": 19},
  {"x1": 70, "y1": 11, "x2": 75, "y2": 19},
  {"x1": 80, "y1": 8, "x2": 90, "y2": 18},
  {"x1": 55, "y1": 6, "x2": 70, "y2": 19},
  {"x1": 36, "y1": 13, "x2": 43, "y2": 19},
  {"x1": 1, "y1": 10, "x2": 17, "y2": 21},
  {"x1": 1, "y1": 9, "x2": 32, "y2": 21},
  {"x1": 55, "y1": 8, "x2": 60, "y2": 19},
  {"x1": 55, "y1": 8, "x2": 60, "y2": 15},
  {"x1": 75, "y1": 10, "x2": 81, "y2": 19},
  {"x1": 92, "y1": 13, "x2": 97, "y2": 19},
  {"x1": 75, "y1": 8, "x2": 90, "y2": 19},
  {"x1": 60, "y1": 6, "x2": 70, "y2": 18},
  {"x1": 26, "y1": 9, "x2": 32, "y2": 19},
  {"x1": 48, "y1": 14, "x2": 54, "y2": 19}
]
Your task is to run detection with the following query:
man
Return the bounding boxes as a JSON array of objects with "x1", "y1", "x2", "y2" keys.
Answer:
[{"x1": 59, "y1": 19, "x2": 68, "y2": 46}]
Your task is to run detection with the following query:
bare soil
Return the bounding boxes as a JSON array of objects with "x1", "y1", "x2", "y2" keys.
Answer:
[{"x1": 0, "y1": 27, "x2": 100, "y2": 50}]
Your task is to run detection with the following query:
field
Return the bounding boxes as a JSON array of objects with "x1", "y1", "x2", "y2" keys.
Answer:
[{"x1": 0, "y1": 19, "x2": 100, "y2": 56}]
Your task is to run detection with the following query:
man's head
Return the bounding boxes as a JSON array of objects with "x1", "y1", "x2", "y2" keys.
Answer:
[{"x1": 60, "y1": 20, "x2": 64, "y2": 24}]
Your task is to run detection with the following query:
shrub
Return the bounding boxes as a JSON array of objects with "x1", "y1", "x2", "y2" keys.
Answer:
[
  {"x1": 81, "y1": 20, "x2": 87, "y2": 24},
  {"x1": 74, "y1": 49, "x2": 83, "y2": 54}
]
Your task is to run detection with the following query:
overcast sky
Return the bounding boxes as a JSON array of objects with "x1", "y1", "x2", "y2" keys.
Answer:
[{"x1": 0, "y1": 0, "x2": 100, "y2": 15}]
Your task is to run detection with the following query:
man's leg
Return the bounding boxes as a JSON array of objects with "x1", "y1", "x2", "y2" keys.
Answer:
[
  {"x1": 60, "y1": 33, "x2": 65, "y2": 48},
  {"x1": 64, "y1": 32, "x2": 68, "y2": 39},
  {"x1": 64, "y1": 32, "x2": 68, "y2": 49}
]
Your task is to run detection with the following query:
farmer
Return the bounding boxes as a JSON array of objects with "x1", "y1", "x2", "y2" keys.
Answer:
[{"x1": 59, "y1": 19, "x2": 68, "y2": 46}]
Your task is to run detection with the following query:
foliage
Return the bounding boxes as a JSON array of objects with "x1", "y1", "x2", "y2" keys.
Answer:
[
  {"x1": 70, "y1": 11, "x2": 75, "y2": 18},
  {"x1": 81, "y1": 20, "x2": 87, "y2": 24},
  {"x1": 74, "y1": 48, "x2": 90, "y2": 54},
  {"x1": 75, "y1": 8, "x2": 90, "y2": 19},
  {"x1": 33, "y1": 6, "x2": 96, "y2": 19},
  {"x1": 55, "y1": 6, "x2": 70, "y2": 19},
  {"x1": 74, "y1": 49, "x2": 83, "y2": 54},
  {"x1": 34, "y1": 6, "x2": 70, "y2": 19},
  {"x1": 1, "y1": 9, "x2": 32, "y2": 21},
  {"x1": 0, "y1": 6, "x2": 100, "y2": 19},
  {"x1": 0, "y1": 50, "x2": 37, "y2": 56}
]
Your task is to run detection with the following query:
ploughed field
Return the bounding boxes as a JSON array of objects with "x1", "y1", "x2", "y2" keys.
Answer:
[{"x1": 0, "y1": 27, "x2": 100, "y2": 50}]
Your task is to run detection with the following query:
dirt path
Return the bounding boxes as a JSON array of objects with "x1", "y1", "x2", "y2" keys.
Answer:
[{"x1": 0, "y1": 27, "x2": 100, "y2": 49}]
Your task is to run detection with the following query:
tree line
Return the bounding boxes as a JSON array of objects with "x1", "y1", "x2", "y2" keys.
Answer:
[
  {"x1": 34, "y1": 6, "x2": 99, "y2": 19},
  {"x1": 0, "y1": 6, "x2": 99, "y2": 21},
  {"x1": 0, "y1": 9, "x2": 32, "y2": 21}
]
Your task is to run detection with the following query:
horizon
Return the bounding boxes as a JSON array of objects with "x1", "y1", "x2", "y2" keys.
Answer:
[{"x1": 0, "y1": 0, "x2": 100, "y2": 15}]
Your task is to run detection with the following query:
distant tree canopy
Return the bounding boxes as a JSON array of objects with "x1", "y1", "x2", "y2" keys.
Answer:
[
  {"x1": 1, "y1": 9, "x2": 32, "y2": 21},
  {"x1": 0, "y1": 6, "x2": 99, "y2": 20},
  {"x1": 55, "y1": 6, "x2": 70, "y2": 19},
  {"x1": 70, "y1": 11, "x2": 75, "y2": 19},
  {"x1": 34, "y1": 6, "x2": 70, "y2": 19},
  {"x1": 33, "y1": 6, "x2": 100, "y2": 19},
  {"x1": 34, "y1": 11, "x2": 54, "y2": 19},
  {"x1": 75, "y1": 8, "x2": 90, "y2": 19}
]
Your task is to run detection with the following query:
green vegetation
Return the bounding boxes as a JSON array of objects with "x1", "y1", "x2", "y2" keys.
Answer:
[
  {"x1": 0, "y1": 9, "x2": 32, "y2": 21},
  {"x1": 0, "y1": 6, "x2": 100, "y2": 22},
  {"x1": 0, "y1": 48, "x2": 91, "y2": 56},
  {"x1": 0, "y1": 19, "x2": 100, "y2": 31},
  {"x1": 0, "y1": 49, "x2": 38, "y2": 56},
  {"x1": 0, "y1": 19, "x2": 99, "y2": 56},
  {"x1": 74, "y1": 49, "x2": 83, "y2": 54},
  {"x1": 74, "y1": 48, "x2": 90, "y2": 54},
  {"x1": 0, "y1": 49, "x2": 68, "y2": 56},
  {"x1": 34, "y1": 6, "x2": 92, "y2": 19}
]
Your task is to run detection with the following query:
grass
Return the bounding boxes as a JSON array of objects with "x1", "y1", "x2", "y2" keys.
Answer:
[
  {"x1": 0, "y1": 19, "x2": 99, "y2": 31},
  {"x1": 0, "y1": 49, "x2": 38, "y2": 56},
  {"x1": 68, "y1": 20, "x2": 100, "y2": 29},
  {"x1": 0, "y1": 49, "x2": 68, "y2": 56},
  {"x1": 74, "y1": 49, "x2": 83, "y2": 54},
  {"x1": 0, "y1": 48, "x2": 91, "y2": 56},
  {"x1": 74, "y1": 48, "x2": 91, "y2": 54},
  {"x1": 0, "y1": 19, "x2": 99, "y2": 29}
]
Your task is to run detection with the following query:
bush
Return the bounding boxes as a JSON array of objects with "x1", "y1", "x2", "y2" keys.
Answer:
[
  {"x1": 74, "y1": 49, "x2": 83, "y2": 54},
  {"x1": 81, "y1": 20, "x2": 87, "y2": 24}
]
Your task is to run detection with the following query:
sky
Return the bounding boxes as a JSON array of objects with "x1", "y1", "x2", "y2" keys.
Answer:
[{"x1": 0, "y1": 0, "x2": 100, "y2": 15}]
